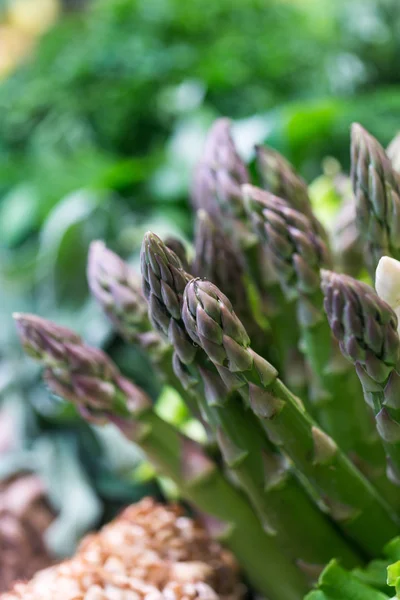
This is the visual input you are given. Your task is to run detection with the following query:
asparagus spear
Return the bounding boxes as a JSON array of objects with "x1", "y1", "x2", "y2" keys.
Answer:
[
  {"x1": 140, "y1": 231, "x2": 216, "y2": 423},
  {"x1": 141, "y1": 232, "x2": 272, "y2": 523},
  {"x1": 243, "y1": 184, "x2": 391, "y2": 489},
  {"x1": 321, "y1": 270, "x2": 400, "y2": 487},
  {"x1": 87, "y1": 241, "x2": 201, "y2": 421},
  {"x1": 255, "y1": 144, "x2": 327, "y2": 241},
  {"x1": 243, "y1": 183, "x2": 332, "y2": 305},
  {"x1": 164, "y1": 236, "x2": 191, "y2": 272},
  {"x1": 88, "y1": 241, "x2": 164, "y2": 353},
  {"x1": 182, "y1": 277, "x2": 400, "y2": 556},
  {"x1": 192, "y1": 210, "x2": 246, "y2": 310},
  {"x1": 192, "y1": 122, "x2": 307, "y2": 389},
  {"x1": 192, "y1": 209, "x2": 272, "y2": 357},
  {"x1": 13, "y1": 313, "x2": 309, "y2": 600},
  {"x1": 190, "y1": 119, "x2": 255, "y2": 282},
  {"x1": 141, "y1": 232, "x2": 360, "y2": 571},
  {"x1": 351, "y1": 123, "x2": 400, "y2": 277},
  {"x1": 256, "y1": 145, "x2": 310, "y2": 213},
  {"x1": 141, "y1": 232, "x2": 192, "y2": 351},
  {"x1": 191, "y1": 118, "x2": 277, "y2": 291},
  {"x1": 191, "y1": 118, "x2": 250, "y2": 220}
]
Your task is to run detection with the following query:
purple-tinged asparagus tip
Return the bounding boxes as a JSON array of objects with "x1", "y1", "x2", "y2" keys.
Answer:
[{"x1": 13, "y1": 313, "x2": 81, "y2": 360}]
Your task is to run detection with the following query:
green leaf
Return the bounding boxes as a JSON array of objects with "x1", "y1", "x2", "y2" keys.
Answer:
[
  {"x1": 306, "y1": 560, "x2": 390, "y2": 600},
  {"x1": 36, "y1": 189, "x2": 105, "y2": 307},
  {"x1": 352, "y1": 560, "x2": 392, "y2": 595},
  {"x1": 385, "y1": 537, "x2": 400, "y2": 562},
  {"x1": 155, "y1": 385, "x2": 189, "y2": 426},
  {"x1": 0, "y1": 184, "x2": 39, "y2": 247},
  {"x1": 388, "y1": 561, "x2": 400, "y2": 597}
]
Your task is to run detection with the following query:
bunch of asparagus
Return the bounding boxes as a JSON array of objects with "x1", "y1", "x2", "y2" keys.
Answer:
[{"x1": 13, "y1": 119, "x2": 400, "y2": 600}]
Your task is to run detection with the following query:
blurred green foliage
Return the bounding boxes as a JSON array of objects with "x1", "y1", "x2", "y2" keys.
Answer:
[{"x1": 1, "y1": 0, "x2": 400, "y2": 550}]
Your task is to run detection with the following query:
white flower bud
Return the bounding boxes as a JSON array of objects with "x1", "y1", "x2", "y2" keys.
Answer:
[{"x1": 375, "y1": 256, "x2": 400, "y2": 329}]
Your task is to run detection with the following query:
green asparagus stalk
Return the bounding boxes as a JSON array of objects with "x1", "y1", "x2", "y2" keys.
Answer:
[
  {"x1": 13, "y1": 313, "x2": 309, "y2": 600},
  {"x1": 255, "y1": 144, "x2": 327, "y2": 241},
  {"x1": 182, "y1": 277, "x2": 400, "y2": 556},
  {"x1": 321, "y1": 270, "x2": 400, "y2": 487},
  {"x1": 87, "y1": 241, "x2": 201, "y2": 421},
  {"x1": 198, "y1": 365, "x2": 361, "y2": 574},
  {"x1": 243, "y1": 183, "x2": 392, "y2": 491},
  {"x1": 141, "y1": 231, "x2": 360, "y2": 572},
  {"x1": 351, "y1": 123, "x2": 400, "y2": 277}
]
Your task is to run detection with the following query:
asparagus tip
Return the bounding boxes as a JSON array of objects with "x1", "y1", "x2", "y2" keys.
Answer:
[
  {"x1": 320, "y1": 269, "x2": 336, "y2": 288},
  {"x1": 143, "y1": 230, "x2": 161, "y2": 254},
  {"x1": 351, "y1": 122, "x2": 365, "y2": 139},
  {"x1": 142, "y1": 230, "x2": 180, "y2": 267},
  {"x1": 89, "y1": 239, "x2": 106, "y2": 254},
  {"x1": 14, "y1": 313, "x2": 82, "y2": 350},
  {"x1": 87, "y1": 239, "x2": 125, "y2": 293}
]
